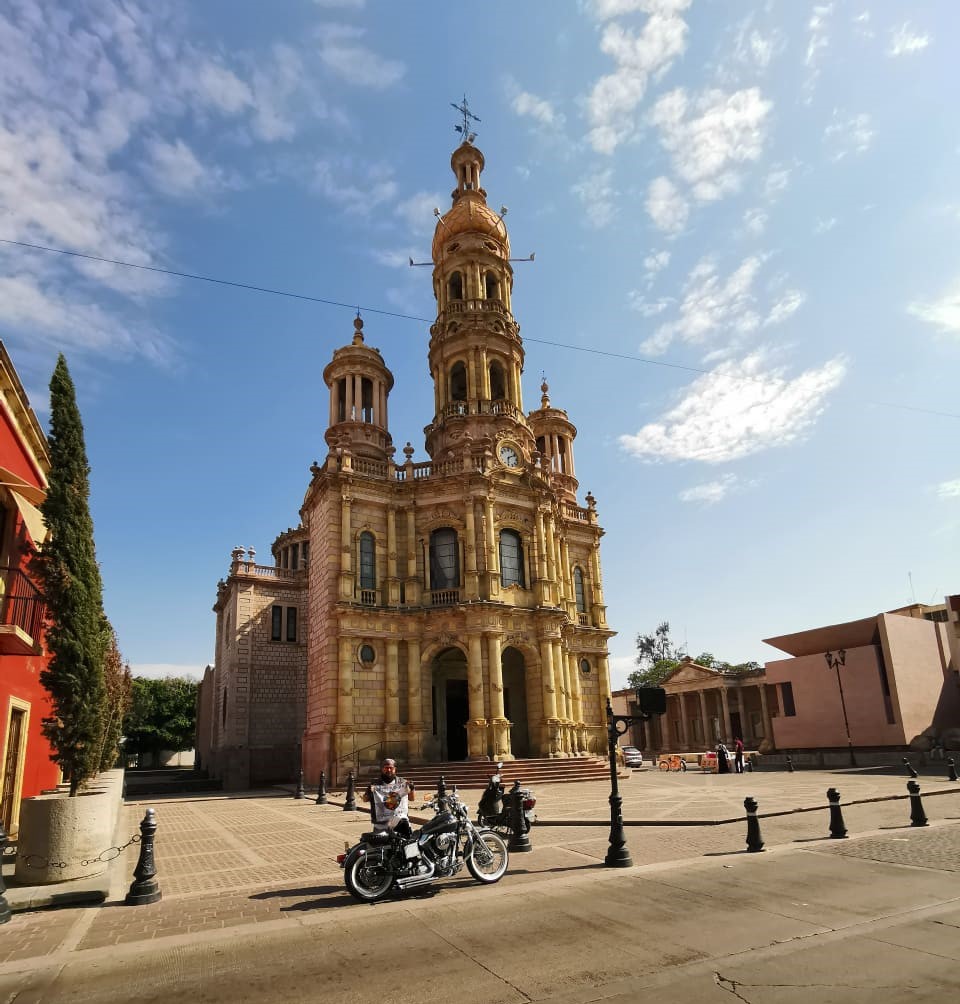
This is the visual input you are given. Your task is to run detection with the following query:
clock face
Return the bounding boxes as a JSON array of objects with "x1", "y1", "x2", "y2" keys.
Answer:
[{"x1": 499, "y1": 444, "x2": 520, "y2": 468}]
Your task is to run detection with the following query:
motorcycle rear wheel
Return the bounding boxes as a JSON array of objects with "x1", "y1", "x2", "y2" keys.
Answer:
[
  {"x1": 345, "y1": 849, "x2": 393, "y2": 902},
  {"x1": 466, "y1": 830, "x2": 509, "y2": 884}
]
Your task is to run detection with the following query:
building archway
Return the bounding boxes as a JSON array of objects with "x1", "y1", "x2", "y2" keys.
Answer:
[
  {"x1": 501, "y1": 646, "x2": 531, "y2": 758},
  {"x1": 428, "y1": 646, "x2": 469, "y2": 761}
]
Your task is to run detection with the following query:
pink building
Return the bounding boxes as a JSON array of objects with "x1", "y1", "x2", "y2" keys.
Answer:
[{"x1": 763, "y1": 603, "x2": 959, "y2": 754}]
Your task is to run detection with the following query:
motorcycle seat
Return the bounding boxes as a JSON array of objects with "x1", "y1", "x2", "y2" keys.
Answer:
[{"x1": 360, "y1": 831, "x2": 393, "y2": 844}]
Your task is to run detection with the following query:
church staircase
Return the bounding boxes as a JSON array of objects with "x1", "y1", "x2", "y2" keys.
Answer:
[{"x1": 364, "y1": 756, "x2": 612, "y2": 790}]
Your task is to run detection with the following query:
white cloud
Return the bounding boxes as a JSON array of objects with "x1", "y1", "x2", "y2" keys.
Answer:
[
  {"x1": 645, "y1": 175, "x2": 689, "y2": 233},
  {"x1": 629, "y1": 294, "x2": 673, "y2": 318},
  {"x1": 585, "y1": 3, "x2": 692, "y2": 155},
  {"x1": 815, "y1": 216, "x2": 837, "y2": 234},
  {"x1": 823, "y1": 110, "x2": 874, "y2": 160},
  {"x1": 763, "y1": 166, "x2": 791, "y2": 200},
  {"x1": 888, "y1": 23, "x2": 931, "y2": 57},
  {"x1": 649, "y1": 87, "x2": 772, "y2": 202},
  {"x1": 743, "y1": 208, "x2": 767, "y2": 236},
  {"x1": 512, "y1": 90, "x2": 560, "y2": 127},
  {"x1": 395, "y1": 191, "x2": 445, "y2": 237},
  {"x1": 142, "y1": 137, "x2": 225, "y2": 198},
  {"x1": 572, "y1": 167, "x2": 617, "y2": 228},
  {"x1": 643, "y1": 249, "x2": 671, "y2": 278},
  {"x1": 187, "y1": 61, "x2": 253, "y2": 115},
  {"x1": 679, "y1": 473, "x2": 739, "y2": 504},
  {"x1": 372, "y1": 247, "x2": 419, "y2": 269},
  {"x1": 642, "y1": 255, "x2": 803, "y2": 356},
  {"x1": 936, "y1": 479, "x2": 960, "y2": 499},
  {"x1": 313, "y1": 158, "x2": 397, "y2": 214},
  {"x1": 317, "y1": 24, "x2": 405, "y2": 89},
  {"x1": 619, "y1": 353, "x2": 847, "y2": 463},
  {"x1": 909, "y1": 280, "x2": 960, "y2": 335}
]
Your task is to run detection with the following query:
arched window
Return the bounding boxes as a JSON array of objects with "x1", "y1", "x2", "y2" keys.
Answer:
[
  {"x1": 359, "y1": 532, "x2": 376, "y2": 590},
  {"x1": 574, "y1": 567, "x2": 587, "y2": 613},
  {"x1": 489, "y1": 361, "x2": 506, "y2": 401},
  {"x1": 360, "y1": 378, "x2": 374, "y2": 423},
  {"x1": 485, "y1": 271, "x2": 500, "y2": 300},
  {"x1": 429, "y1": 528, "x2": 459, "y2": 589},
  {"x1": 448, "y1": 271, "x2": 463, "y2": 300},
  {"x1": 499, "y1": 529, "x2": 525, "y2": 588},
  {"x1": 450, "y1": 361, "x2": 467, "y2": 402}
]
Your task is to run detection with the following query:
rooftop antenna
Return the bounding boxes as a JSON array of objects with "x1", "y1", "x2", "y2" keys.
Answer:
[
  {"x1": 908, "y1": 571, "x2": 916, "y2": 603},
  {"x1": 451, "y1": 94, "x2": 480, "y2": 143}
]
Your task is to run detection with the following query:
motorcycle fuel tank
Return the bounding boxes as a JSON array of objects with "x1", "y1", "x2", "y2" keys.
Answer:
[{"x1": 421, "y1": 810, "x2": 456, "y2": 836}]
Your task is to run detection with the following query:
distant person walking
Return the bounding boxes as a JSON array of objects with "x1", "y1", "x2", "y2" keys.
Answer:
[
  {"x1": 716, "y1": 741, "x2": 730, "y2": 774},
  {"x1": 734, "y1": 737, "x2": 744, "y2": 773}
]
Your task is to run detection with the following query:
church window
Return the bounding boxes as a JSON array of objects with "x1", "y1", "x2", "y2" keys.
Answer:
[
  {"x1": 429, "y1": 528, "x2": 459, "y2": 589},
  {"x1": 448, "y1": 271, "x2": 463, "y2": 300},
  {"x1": 489, "y1": 361, "x2": 506, "y2": 401},
  {"x1": 574, "y1": 567, "x2": 587, "y2": 613},
  {"x1": 361, "y1": 378, "x2": 374, "y2": 423},
  {"x1": 359, "y1": 531, "x2": 376, "y2": 590},
  {"x1": 291, "y1": 542, "x2": 299, "y2": 569},
  {"x1": 499, "y1": 529, "x2": 525, "y2": 588},
  {"x1": 579, "y1": 658, "x2": 591, "y2": 675},
  {"x1": 359, "y1": 644, "x2": 376, "y2": 665},
  {"x1": 450, "y1": 361, "x2": 467, "y2": 402},
  {"x1": 536, "y1": 436, "x2": 545, "y2": 457},
  {"x1": 485, "y1": 271, "x2": 500, "y2": 300},
  {"x1": 286, "y1": 607, "x2": 297, "y2": 642},
  {"x1": 271, "y1": 605, "x2": 282, "y2": 641}
]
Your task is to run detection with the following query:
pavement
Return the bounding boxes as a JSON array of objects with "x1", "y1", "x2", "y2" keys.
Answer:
[{"x1": 2, "y1": 765, "x2": 959, "y2": 1002}]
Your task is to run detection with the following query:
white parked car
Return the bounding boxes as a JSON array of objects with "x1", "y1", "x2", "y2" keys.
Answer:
[{"x1": 620, "y1": 745, "x2": 644, "y2": 768}]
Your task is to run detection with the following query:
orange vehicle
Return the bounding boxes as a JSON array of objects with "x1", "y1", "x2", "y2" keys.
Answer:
[{"x1": 657, "y1": 754, "x2": 688, "y2": 772}]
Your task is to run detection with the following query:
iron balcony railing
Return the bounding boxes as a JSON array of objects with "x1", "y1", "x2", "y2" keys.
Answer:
[{"x1": 1, "y1": 566, "x2": 47, "y2": 643}]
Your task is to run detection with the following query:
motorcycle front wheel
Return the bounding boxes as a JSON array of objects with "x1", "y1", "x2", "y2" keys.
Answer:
[
  {"x1": 344, "y1": 849, "x2": 393, "y2": 902},
  {"x1": 466, "y1": 830, "x2": 509, "y2": 884}
]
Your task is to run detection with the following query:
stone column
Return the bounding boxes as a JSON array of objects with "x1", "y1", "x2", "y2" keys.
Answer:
[
  {"x1": 487, "y1": 633, "x2": 511, "y2": 760},
  {"x1": 406, "y1": 639, "x2": 423, "y2": 761},
  {"x1": 484, "y1": 496, "x2": 498, "y2": 598},
  {"x1": 678, "y1": 692, "x2": 689, "y2": 748},
  {"x1": 340, "y1": 494, "x2": 353, "y2": 600},
  {"x1": 345, "y1": 374, "x2": 354, "y2": 421},
  {"x1": 386, "y1": 507, "x2": 398, "y2": 605},
  {"x1": 698, "y1": 689, "x2": 710, "y2": 746},
  {"x1": 539, "y1": 638, "x2": 558, "y2": 755},
  {"x1": 479, "y1": 347, "x2": 490, "y2": 400},
  {"x1": 758, "y1": 682, "x2": 771, "y2": 745},
  {"x1": 385, "y1": 640, "x2": 400, "y2": 727},
  {"x1": 405, "y1": 506, "x2": 419, "y2": 605},
  {"x1": 329, "y1": 380, "x2": 338, "y2": 427},
  {"x1": 467, "y1": 633, "x2": 487, "y2": 759},
  {"x1": 719, "y1": 687, "x2": 731, "y2": 741},
  {"x1": 338, "y1": 637, "x2": 354, "y2": 727},
  {"x1": 464, "y1": 499, "x2": 479, "y2": 599},
  {"x1": 467, "y1": 351, "x2": 477, "y2": 402}
]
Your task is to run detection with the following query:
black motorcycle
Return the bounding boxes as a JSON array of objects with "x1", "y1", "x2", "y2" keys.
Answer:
[
  {"x1": 477, "y1": 765, "x2": 536, "y2": 836},
  {"x1": 338, "y1": 784, "x2": 509, "y2": 903}
]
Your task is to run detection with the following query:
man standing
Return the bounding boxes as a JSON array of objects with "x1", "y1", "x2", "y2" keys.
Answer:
[
  {"x1": 363, "y1": 758, "x2": 416, "y2": 835},
  {"x1": 734, "y1": 737, "x2": 745, "y2": 774}
]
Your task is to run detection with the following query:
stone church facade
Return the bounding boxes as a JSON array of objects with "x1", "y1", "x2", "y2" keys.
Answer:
[{"x1": 203, "y1": 139, "x2": 616, "y2": 789}]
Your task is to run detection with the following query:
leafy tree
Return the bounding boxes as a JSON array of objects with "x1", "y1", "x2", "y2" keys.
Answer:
[
  {"x1": 123, "y1": 677, "x2": 198, "y2": 766},
  {"x1": 30, "y1": 355, "x2": 109, "y2": 795},
  {"x1": 629, "y1": 625, "x2": 760, "y2": 688},
  {"x1": 98, "y1": 628, "x2": 133, "y2": 771},
  {"x1": 628, "y1": 658, "x2": 681, "y2": 688}
]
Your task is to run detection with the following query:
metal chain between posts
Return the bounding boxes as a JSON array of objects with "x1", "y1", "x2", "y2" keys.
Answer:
[{"x1": 12, "y1": 832, "x2": 142, "y2": 872}]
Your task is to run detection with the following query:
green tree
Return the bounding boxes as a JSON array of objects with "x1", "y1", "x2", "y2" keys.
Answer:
[
  {"x1": 123, "y1": 677, "x2": 198, "y2": 766},
  {"x1": 30, "y1": 355, "x2": 109, "y2": 795},
  {"x1": 630, "y1": 621, "x2": 686, "y2": 686},
  {"x1": 98, "y1": 628, "x2": 133, "y2": 771}
]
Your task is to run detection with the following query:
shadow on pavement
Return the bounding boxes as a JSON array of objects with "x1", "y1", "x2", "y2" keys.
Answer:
[{"x1": 249, "y1": 884, "x2": 342, "y2": 901}]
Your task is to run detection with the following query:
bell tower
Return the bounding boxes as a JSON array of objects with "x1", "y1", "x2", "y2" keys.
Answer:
[{"x1": 425, "y1": 139, "x2": 533, "y2": 463}]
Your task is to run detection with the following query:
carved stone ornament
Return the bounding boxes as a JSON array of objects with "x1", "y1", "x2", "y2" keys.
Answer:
[{"x1": 435, "y1": 632, "x2": 456, "y2": 646}]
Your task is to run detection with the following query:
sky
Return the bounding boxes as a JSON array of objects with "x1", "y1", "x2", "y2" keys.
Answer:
[{"x1": 1, "y1": 0, "x2": 957, "y2": 688}]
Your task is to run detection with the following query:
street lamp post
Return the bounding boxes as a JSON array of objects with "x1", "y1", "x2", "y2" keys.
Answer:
[
  {"x1": 604, "y1": 689, "x2": 666, "y2": 867},
  {"x1": 824, "y1": 649, "x2": 856, "y2": 767}
]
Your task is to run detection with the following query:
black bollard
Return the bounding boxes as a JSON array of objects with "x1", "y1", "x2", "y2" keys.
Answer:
[
  {"x1": 0, "y1": 820, "x2": 11, "y2": 924},
  {"x1": 744, "y1": 796, "x2": 765, "y2": 852},
  {"x1": 826, "y1": 787, "x2": 848, "y2": 839},
  {"x1": 295, "y1": 769, "x2": 306, "y2": 800},
  {"x1": 343, "y1": 770, "x2": 357, "y2": 811},
  {"x1": 948, "y1": 758, "x2": 958, "y2": 783},
  {"x1": 786, "y1": 756, "x2": 794, "y2": 773},
  {"x1": 745, "y1": 757, "x2": 754, "y2": 773},
  {"x1": 315, "y1": 770, "x2": 327, "y2": 805},
  {"x1": 907, "y1": 779, "x2": 928, "y2": 827},
  {"x1": 125, "y1": 808, "x2": 161, "y2": 905},
  {"x1": 903, "y1": 757, "x2": 918, "y2": 779},
  {"x1": 507, "y1": 781, "x2": 532, "y2": 853}
]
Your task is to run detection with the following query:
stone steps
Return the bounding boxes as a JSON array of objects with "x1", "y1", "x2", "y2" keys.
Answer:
[{"x1": 354, "y1": 757, "x2": 611, "y2": 789}]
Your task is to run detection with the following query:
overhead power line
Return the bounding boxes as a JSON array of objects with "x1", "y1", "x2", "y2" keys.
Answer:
[{"x1": 1, "y1": 237, "x2": 957, "y2": 421}]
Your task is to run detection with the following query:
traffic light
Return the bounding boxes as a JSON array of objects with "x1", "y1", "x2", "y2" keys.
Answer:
[{"x1": 635, "y1": 686, "x2": 666, "y2": 717}]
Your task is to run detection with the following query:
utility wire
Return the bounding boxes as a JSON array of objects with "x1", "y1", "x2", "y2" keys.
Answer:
[{"x1": 2, "y1": 237, "x2": 957, "y2": 420}]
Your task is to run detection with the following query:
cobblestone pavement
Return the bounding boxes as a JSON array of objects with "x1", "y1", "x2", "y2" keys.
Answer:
[{"x1": 2, "y1": 769, "x2": 958, "y2": 970}]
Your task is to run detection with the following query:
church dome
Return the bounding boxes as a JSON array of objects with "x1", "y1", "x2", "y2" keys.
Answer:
[{"x1": 431, "y1": 143, "x2": 510, "y2": 262}]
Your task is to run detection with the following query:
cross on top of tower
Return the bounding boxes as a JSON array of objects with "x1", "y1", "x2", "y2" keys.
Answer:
[{"x1": 451, "y1": 94, "x2": 480, "y2": 144}]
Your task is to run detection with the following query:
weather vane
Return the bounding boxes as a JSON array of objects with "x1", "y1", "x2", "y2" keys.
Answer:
[{"x1": 451, "y1": 94, "x2": 480, "y2": 143}]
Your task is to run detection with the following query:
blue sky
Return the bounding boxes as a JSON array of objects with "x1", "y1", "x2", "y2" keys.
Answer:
[{"x1": 1, "y1": 1, "x2": 957, "y2": 687}]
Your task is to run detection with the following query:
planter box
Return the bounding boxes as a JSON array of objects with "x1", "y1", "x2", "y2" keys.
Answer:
[{"x1": 14, "y1": 769, "x2": 125, "y2": 885}]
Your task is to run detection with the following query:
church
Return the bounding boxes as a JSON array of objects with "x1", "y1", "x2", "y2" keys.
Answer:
[{"x1": 200, "y1": 134, "x2": 617, "y2": 790}]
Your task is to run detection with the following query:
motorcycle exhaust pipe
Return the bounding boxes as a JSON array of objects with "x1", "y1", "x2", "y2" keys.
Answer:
[{"x1": 395, "y1": 874, "x2": 435, "y2": 890}]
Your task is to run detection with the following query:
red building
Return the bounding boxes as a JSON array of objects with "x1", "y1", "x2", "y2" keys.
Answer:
[{"x1": 0, "y1": 341, "x2": 57, "y2": 836}]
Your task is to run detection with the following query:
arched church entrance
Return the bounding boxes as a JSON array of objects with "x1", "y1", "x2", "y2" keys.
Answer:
[
  {"x1": 501, "y1": 646, "x2": 530, "y2": 758},
  {"x1": 430, "y1": 646, "x2": 469, "y2": 761}
]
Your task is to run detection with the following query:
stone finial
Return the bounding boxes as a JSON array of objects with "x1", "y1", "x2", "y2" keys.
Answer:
[
  {"x1": 540, "y1": 376, "x2": 550, "y2": 408},
  {"x1": 247, "y1": 546, "x2": 256, "y2": 562},
  {"x1": 585, "y1": 491, "x2": 597, "y2": 510},
  {"x1": 231, "y1": 546, "x2": 245, "y2": 564},
  {"x1": 403, "y1": 442, "x2": 415, "y2": 462},
  {"x1": 352, "y1": 314, "x2": 364, "y2": 345}
]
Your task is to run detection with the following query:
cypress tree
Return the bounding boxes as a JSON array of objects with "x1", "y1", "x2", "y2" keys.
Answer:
[{"x1": 30, "y1": 355, "x2": 109, "y2": 795}]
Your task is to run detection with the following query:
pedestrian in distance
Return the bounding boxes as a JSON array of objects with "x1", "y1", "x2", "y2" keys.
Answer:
[
  {"x1": 734, "y1": 737, "x2": 745, "y2": 774},
  {"x1": 716, "y1": 741, "x2": 730, "y2": 774},
  {"x1": 363, "y1": 758, "x2": 416, "y2": 836}
]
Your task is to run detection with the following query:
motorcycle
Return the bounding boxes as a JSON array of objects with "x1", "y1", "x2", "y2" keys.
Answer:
[
  {"x1": 338, "y1": 783, "x2": 509, "y2": 903},
  {"x1": 476, "y1": 765, "x2": 537, "y2": 836}
]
